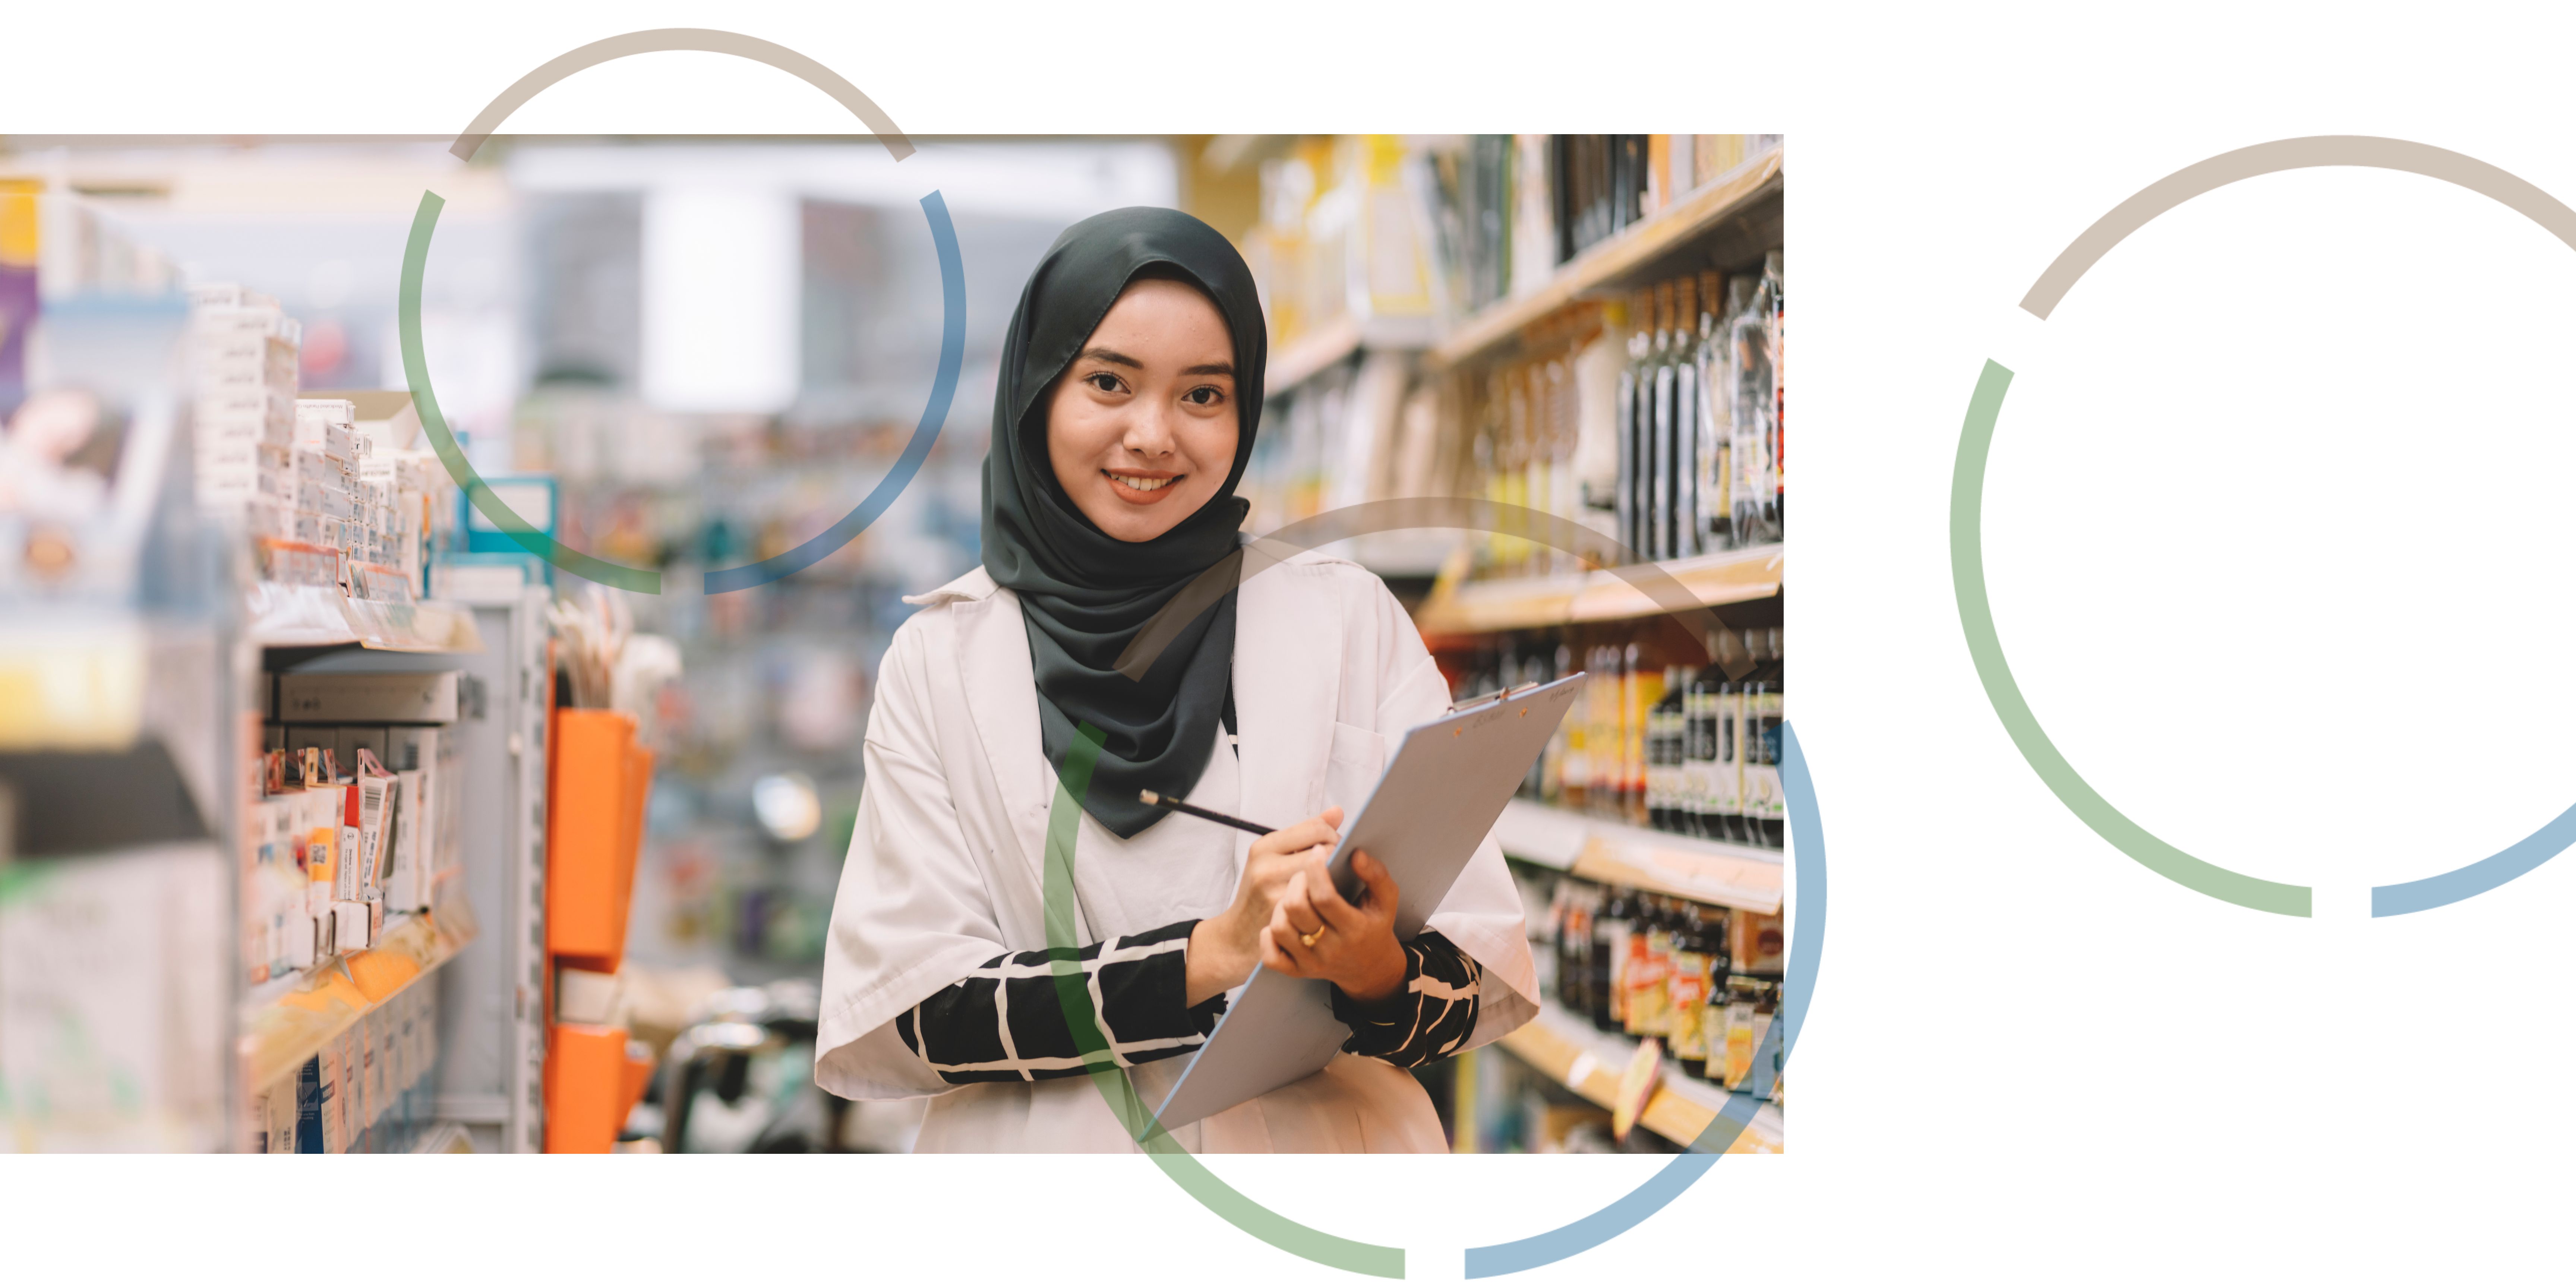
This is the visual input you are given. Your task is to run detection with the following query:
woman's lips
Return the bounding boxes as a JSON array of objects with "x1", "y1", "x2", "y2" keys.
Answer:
[{"x1": 1103, "y1": 470, "x2": 1183, "y2": 504}]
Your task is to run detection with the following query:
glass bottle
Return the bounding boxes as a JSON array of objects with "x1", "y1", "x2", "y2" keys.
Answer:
[
  {"x1": 1647, "y1": 664, "x2": 1685, "y2": 833},
  {"x1": 1682, "y1": 632, "x2": 1721, "y2": 839},
  {"x1": 1621, "y1": 641, "x2": 1657, "y2": 826},
  {"x1": 1767, "y1": 251, "x2": 1784, "y2": 541},
  {"x1": 1559, "y1": 881, "x2": 1593, "y2": 1016},
  {"x1": 1624, "y1": 896, "x2": 1672, "y2": 1040},
  {"x1": 1670, "y1": 274, "x2": 1701, "y2": 559},
  {"x1": 1614, "y1": 291, "x2": 1650, "y2": 561},
  {"x1": 1541, "y1": 638, "x2": 1573, "y2": 805},
  {"x1": 1560, "y1": 639, "x2": 1591, "y2": 813},
  {"x1": 1647, "y1": 280, "x2": 1677, "y2": 561},
  {"x1": 1694, "y1": 269, "x2": 1730, "y2": 554},
  {"x1": 1587, "y1": 645, "x2": 1620, "y2": 818},
  {"x1": 1746, "y1": 626, "x2": 1786, "y2": 850},
  {"x1": 1591, "y1": 886, "x2": 1635, "y2": 1033},
  {"x1": 1728, "y1": 272, "x2": 1781, "y2": 548}
]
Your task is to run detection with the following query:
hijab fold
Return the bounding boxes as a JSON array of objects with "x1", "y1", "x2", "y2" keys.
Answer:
[{"x1": 980, "y1": 208, "x2": 1267, "y2": 838}]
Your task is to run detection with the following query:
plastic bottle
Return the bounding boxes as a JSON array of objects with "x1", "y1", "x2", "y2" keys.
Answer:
[{"x1": 1668, "y1": 905, "x2": 1714, "y2": 1080}]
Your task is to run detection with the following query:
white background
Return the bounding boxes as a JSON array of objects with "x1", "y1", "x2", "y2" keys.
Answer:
[{"x1": 12, "y1": 1, "x2": 2576, "y2": 1282}]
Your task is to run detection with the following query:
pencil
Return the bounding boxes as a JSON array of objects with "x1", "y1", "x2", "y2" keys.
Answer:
[{"x1": 1138, "y1": 789, "x2": 1278, "y2": 838}]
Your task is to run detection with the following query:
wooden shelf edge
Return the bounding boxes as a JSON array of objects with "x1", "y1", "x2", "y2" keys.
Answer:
[
  {"x1": 1414, "y1": 544, "x2": 1784, "y2": 635},
  {"x1": 1494, "y1": 799, "x2": 1784, "y2": 913},
  {"x1": 1494, "y1": 1001, "x2": 1781, "y2": 1153},
  {"x1": 1430, "y1": 148, "x2": 1785, "y2": 370}
]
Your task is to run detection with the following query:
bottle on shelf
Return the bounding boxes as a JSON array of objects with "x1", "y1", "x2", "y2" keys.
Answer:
[
  {"x1": 1620, "y1": 641, "x2": 1657, "y2": 826},
  {"x1": 1682, "y1": 631, "x2": 1722, "y2": 840},
  {"x1": 1729, "y1": 256, "x2": 1783, "y2": 548},
  {"x1": 1745, "y1": 625, "x2": 1786, "y2": 849},
  {"x1": 1623, "y1": 895, "x2": 1673, "y2": 1041},
  {"x1": 1646, "y1": 664, "x2": 1686, "y2": 832},
  {"x1": 1585, "y1": 644, "x2": 1620, "y2": 819},
  {"x1": 1667, "y1": 905, "x2": 1714, "y2": 1080},
  {"x1": 1590, "y1": 886, "x2": 1635, "y2": 1033},
  {"x1": 1696, "y1": 908, "x2": 1734, "y2": 1084},
  {"x1": 1670, "y1": 273, "x2": 1702, "y2": 561},
  {"x1": 1560, "y1": 641, "x2": 1592, "y2": 814},
  {"x1": 1614, "y1": 290, "x2": 1650, "y2": 561},
  {"x1": 1557, "y1": 879, "x2": 1594, "y2": 1017},
  {"x1": 1646, "y1": 280, "x2": 1677, "y2": 562},
  {"x1": 1768, "y1": 252, "x2": 1785, "y2": 540},
  {"x1": 1720, "y1": 972, "x2": 1766, "y2": 1090},
  {"x1": 1693, "y1": 268, "x2": 1731, "y2": 555}
]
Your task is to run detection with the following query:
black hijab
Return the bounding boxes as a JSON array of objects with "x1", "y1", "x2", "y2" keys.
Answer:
[{"x1": 981, "y1": 207, "x2": 1265, "y2": 837}]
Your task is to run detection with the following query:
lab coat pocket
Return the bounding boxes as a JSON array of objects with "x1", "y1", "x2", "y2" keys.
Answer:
[{"x1": 1324, "y1": 719, "x2": 1388, "y2": 817}]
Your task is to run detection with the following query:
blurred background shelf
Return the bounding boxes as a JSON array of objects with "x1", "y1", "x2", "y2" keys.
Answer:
[
  {"x1": 1417, "y1": 543, "x2": 1783, "y2": 636},
  {"x1": 1494, "y1": 798, "x2": 1783, "y2": 913},
  {"x1": 1496, "y1": 1000, "x2": 1782, "y2": 1153},
  {"x1": 1430, "y1": 145, "x2": 1783, "y2": 370},
  {"x1": 1266, "y1": 313, "x2": 1437, "y2": 394}
]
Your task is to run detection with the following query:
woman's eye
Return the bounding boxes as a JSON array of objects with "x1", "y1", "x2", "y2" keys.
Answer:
[
  {"x1": 1183, "y1": 386, "x2": 1225, "y2": 407},
  {"x1": 1086, "y1": 372, "x2": 1122, "y2": 393}
]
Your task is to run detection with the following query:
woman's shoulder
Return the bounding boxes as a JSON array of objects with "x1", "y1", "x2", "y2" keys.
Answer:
[
  {"x1": 900, "y1": 565, "x2": 1001, "y2": 610},
  {"x1": 1246, "y1": 543, "x2": 1398, "y2": 607}
]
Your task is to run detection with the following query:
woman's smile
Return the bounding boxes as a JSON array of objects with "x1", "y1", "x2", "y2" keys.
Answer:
[{"x1": 1104, "y1": 468, "x2": 1184, "y2": 502}]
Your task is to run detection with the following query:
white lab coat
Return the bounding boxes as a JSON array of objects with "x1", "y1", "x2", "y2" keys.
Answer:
[{"x1": 814, "y1": 547, "x2": 1539, "y2": 1152}]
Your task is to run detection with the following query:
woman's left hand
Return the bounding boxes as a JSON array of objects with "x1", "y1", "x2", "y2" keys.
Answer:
[{"x1": 1260, "y1": 850, "x2": 1405, "y2": 1004}]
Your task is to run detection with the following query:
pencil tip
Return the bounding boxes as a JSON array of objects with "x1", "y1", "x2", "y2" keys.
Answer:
[{"x1": 1139, "y1": 790, "x2": 1157, "y2": 804}]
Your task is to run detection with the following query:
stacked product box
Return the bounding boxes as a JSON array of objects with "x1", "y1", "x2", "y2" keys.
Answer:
[
  {"x1": 186, "y1": 284, "x2": 300, "y2": 518},
  {"x1": 267, "y1": 398, "x2": 367, "y2": 591}
]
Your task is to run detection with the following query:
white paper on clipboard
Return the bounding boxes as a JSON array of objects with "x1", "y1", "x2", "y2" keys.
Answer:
[{"x1": 1150, "y1": 672, "x2": 1585, "y2": 1132}]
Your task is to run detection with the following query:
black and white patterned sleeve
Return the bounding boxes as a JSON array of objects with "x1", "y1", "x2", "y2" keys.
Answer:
[
  {"x1": 894, "y1": 919, "x2": 1226, "y2": 1084},
  {"x1": 1330, "y1": 930, "x2": 1483, "y2": 1068}
]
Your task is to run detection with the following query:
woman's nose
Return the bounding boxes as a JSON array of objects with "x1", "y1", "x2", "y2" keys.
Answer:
[{"x1": 1121, "y1": 398, "x2": 1178, "y2": 456}]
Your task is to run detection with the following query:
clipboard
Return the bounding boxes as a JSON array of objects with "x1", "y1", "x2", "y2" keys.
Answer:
[{"x1": 1149, "y1": 671, "x2": 1586, "y2": 1131}]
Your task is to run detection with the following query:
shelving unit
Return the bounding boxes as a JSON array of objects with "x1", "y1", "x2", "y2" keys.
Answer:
[
  {"x1": 1496, "y1": 1000, "x2": 1782, "y2": 1153},
  {"x1": 1417, "y1": 543, "x2": 1784, "y2": 637},
  {"x1": 1494, "y1": 798, "x2": 1783, "y2": 913},
  {"x1": 1265, "y1": 313, "x2": 1438, "y2": 394},
  {"x1": 1429, "y1": 146, "x2": 1784, "y2": 370}
]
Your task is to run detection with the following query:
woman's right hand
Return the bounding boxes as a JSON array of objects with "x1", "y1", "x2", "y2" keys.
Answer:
[{"x1": 1185, "y1": 806, "x2": 1342, "y2": 1006}]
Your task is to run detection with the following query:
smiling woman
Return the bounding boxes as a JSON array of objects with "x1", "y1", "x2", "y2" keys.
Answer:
[{"x1": 814, "y1": 207, "x2": 1539, "y2": 1153}]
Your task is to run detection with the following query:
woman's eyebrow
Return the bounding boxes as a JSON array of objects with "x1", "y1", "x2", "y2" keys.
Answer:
[
  {"x1": 1180, "y1": 362, "x2": 1235, "y2": 377},
  {"x1": 1076, "y1": 346, "x2": 1142, "y2": 369}
]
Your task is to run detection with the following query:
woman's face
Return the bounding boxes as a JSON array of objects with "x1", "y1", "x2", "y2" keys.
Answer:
[{"x1": 1045, "y1": 275, "x2": 1240, "y2": 543}]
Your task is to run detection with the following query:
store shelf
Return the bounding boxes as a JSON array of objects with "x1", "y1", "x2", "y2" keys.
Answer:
[
  {"x1": 1494, "y1": 798, "x2": 1783, "y2": 914},
  {"x1": 237, "y1": 909, "x2": 473, "y2": 1094},
  {"x1": 1497, "y1": 1000, "x2": 1782, "y2": 1153},
  {"x1": 1415, "y1": 543, "x2": 1783, "y2": 635},
  {"x1": 1267, "y1": 313, "x2": 1437, "y2": 393},
  {"x1": 246, "y1": 581, "x2": 485, "y2": 653},
  {"x1": 1430, "y1": 146, "x2": 1784, "y2": 370}
]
